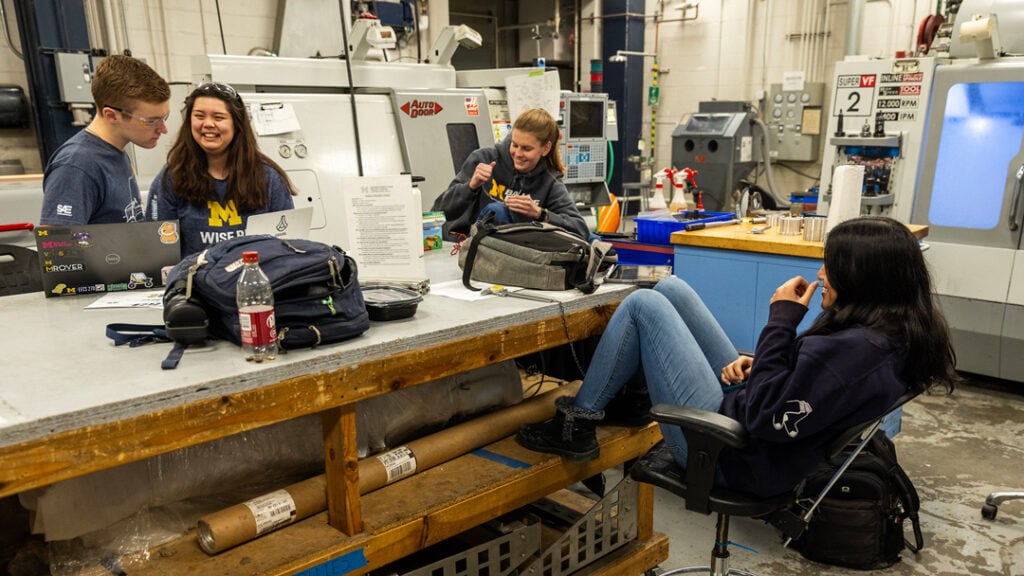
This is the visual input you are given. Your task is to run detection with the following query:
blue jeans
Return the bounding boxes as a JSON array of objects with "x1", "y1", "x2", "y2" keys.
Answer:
[
  {"x1": 477, "y1": 202, "x2": 515, "y2": 224},
  {"x1": 574, "y1": 276, "x2": 736, "y2": 469}
]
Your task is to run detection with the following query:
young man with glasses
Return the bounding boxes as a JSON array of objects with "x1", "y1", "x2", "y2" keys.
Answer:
[{"x1": 41, "y1": 54, "x2": 171, "y2": 225}]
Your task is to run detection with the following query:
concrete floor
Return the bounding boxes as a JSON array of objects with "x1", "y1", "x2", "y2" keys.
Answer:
[{"x1": 645, "y1": 379, "x2": 1024, "y2": 576}]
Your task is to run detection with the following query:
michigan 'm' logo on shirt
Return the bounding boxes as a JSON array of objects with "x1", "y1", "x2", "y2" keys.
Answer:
[
  {"x1": 208, "y1": 200, "x2": 243, "y2": 226},
  {"x1": 487, "y1": 180, "x2": 506, "y2": 201}
]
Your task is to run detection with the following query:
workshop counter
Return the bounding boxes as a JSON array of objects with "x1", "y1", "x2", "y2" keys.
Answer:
[
  {"x1": 670, "y1": 219, "x2": 929, "y2": 351},
  {"x1": 670, "y1": 219, "x2": 929, "y2": 258}
]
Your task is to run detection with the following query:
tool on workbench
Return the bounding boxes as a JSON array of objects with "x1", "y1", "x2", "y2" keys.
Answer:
[
  {"x1": 487, "y1": 285, "x2": 556, "y2": 303},
  {"x1": 684, "y1": 218, "x2": 741, "y2": 232}
]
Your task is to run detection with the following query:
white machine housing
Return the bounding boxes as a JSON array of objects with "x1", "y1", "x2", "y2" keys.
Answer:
[{"x1": 818, "y1": 57, "x2": 939, "y2": 222}]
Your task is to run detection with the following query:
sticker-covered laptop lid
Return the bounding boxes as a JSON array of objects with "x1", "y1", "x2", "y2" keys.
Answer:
[{"x1": 35, "y1": 220, "x2": 181, "y2": 297}]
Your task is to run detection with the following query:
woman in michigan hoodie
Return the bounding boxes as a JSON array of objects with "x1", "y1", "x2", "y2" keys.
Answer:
[{"x1": 433, "y1": 108, "x2": 589, "y2": 241}]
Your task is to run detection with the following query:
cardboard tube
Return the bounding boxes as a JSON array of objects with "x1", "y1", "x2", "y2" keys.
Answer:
[{"x1": 197, "y1": 382, "x2": 580, "y2": 554}]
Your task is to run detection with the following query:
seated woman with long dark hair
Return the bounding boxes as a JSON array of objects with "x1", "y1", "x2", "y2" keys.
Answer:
[{"x1": 517, "y1": 216, "x2": 959, "y2": 497}]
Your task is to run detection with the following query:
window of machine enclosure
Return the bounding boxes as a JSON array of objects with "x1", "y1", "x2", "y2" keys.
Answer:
[
  {"x1": 447, "y1": 123, "x2": 481, "y2": 175},
  {"x1": 928, "y1": 81, "x2": 1024, "y2": 229}
]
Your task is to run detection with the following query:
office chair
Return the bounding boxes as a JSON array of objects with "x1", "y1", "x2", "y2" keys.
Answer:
[
  {"x1": 630, "y1": 392, "x2": 917, "y2": 576},
  {"x1": 982, "y1": 491, "x2": 1023, "y2": 520},
  {"x1": 0, "y1": 245, "x2": 42, "y2": 296}
]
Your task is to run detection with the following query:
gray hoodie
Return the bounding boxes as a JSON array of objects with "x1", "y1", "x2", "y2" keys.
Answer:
[{"x1": 432, "y1": 135, "x2": 589, "y2": 240}]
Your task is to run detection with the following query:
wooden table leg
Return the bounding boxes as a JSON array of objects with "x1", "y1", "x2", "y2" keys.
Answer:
[
  {"x1": 637, "y1": 480, "x2": 654, "y2": 541},
  {"x1": 323, "y1": 405, "x2": 362, "y2": 535}
]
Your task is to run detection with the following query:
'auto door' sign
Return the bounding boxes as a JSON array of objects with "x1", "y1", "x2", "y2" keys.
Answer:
[{"x1": 400, "y1": 100, "x2": 443, "y2": 118}]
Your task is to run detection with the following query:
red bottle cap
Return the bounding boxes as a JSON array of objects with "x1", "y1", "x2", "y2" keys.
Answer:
[{"x1": 242, "y1": 251, "x2": 259, "y2": 263}]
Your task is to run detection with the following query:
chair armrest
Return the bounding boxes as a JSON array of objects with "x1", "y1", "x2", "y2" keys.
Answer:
[
  {"x1": 649, "y1": 403, "x2": 749, "y2": 514},
  {"x1": 649, "y1": 403, "x2": 748, "y2": 450}
]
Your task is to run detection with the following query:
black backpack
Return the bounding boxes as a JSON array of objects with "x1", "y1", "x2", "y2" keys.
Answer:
[
  {"x1": 109, "y1": 235, "x2": 370, "y2": 368},
  {"x1": 786, "y1": 433, "x2": 923, "y2": 570}
]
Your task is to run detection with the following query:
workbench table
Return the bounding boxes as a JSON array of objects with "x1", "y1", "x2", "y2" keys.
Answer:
[{"x1": 0, "y1": 251, "x2": 666, "y2": 574}]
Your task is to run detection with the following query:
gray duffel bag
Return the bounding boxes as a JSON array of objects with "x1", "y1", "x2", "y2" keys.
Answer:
[{"x1": 459, "y1": 218, "x2": 614, "y2": 293}]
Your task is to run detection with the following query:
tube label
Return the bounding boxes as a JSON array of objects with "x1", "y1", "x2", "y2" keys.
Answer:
[
  {"x1": 377, "y1": 446, "x2": 417, "y2": 483},
  {"x1": 245, "y1": 489, "x2": 297, "y2": 535}
]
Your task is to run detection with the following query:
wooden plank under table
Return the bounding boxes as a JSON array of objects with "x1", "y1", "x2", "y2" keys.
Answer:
[{"x1": 128, "y1": 424, "x2": 665, "y2": 575}]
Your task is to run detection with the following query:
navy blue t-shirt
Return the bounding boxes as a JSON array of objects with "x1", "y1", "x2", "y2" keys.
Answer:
[
  {"x1": 41, "y1": 130, "x2": 145, "y2": 225},
  {"x1": 147, "y1": 164, "x2": 294, "y2": 257}
]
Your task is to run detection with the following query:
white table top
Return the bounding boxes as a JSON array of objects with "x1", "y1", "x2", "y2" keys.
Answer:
[{"x1": 0, "y1": 249, "x2": 629, "y2": 450}]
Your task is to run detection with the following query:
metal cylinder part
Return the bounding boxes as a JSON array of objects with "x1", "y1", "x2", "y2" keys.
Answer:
[
  {"x1": 802, "y1": 216, "x2": 826, "y2": 242},
  {"x1": 778, "y1": 216, "x2": 803, "y2": 236}
]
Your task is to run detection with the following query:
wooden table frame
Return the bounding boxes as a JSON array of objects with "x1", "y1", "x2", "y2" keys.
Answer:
[{"x1": 0, "y1": 280, "x2": 669, "y2": 574}]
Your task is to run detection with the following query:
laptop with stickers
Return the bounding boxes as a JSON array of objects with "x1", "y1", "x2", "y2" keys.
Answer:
[
  {"x1": 245, "y1": 207, "x2": 313, "y2": 240},
  {"x1": 34, "y1": 220, "x2": 182, "y2": 297}
]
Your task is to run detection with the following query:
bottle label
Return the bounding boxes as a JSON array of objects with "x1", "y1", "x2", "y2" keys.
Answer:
[{"x1": 239, "y1": 305, "x2": 277, "y2": 346}]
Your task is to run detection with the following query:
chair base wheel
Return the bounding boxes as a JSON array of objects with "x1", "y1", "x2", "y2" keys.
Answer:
[{"x1": 981, "y1": 503, "x2": 998, "y2": 520}]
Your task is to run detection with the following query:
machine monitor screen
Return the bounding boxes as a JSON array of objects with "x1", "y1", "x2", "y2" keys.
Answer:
[
  {"x1": 683, "y1": 114, "x2": 732, "y2": 135},
  {"x1": 568, "y1": 100, "x2": 606, "y2": 140},
  {"x1": 927, "y1": 81, "x2": 1024, "y2": 229}
]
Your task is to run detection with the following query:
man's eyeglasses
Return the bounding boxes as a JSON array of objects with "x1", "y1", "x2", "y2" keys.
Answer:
[
  {"x1": 194, "y1": 82, "x2": 240, "y2": 102},
  {"x1": 105, "y1": 106, "x2": 169, "y2": 128}
]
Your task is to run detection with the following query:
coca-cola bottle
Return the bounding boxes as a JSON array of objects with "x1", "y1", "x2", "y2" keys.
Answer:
[{"x1": 237, "y1": 251, "x2": 277, "y2": 362}]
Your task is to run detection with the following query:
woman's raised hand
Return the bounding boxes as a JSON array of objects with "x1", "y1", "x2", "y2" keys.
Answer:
[
  {"x1": 470, "y1": 161, "x2": 497, "y2": 190},
  {"x1": 770, "y1": 276, "x2": 820, "y2": 307}
]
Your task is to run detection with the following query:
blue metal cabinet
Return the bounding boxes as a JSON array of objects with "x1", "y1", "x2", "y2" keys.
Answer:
[{"x1": 673, "y1": 245, "x2": 823, "y2": 351}]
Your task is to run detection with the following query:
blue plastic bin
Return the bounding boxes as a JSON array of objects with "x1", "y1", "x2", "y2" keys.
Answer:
[{"x1": 635, "y1": 211, "x2": 735, "y2": 244}]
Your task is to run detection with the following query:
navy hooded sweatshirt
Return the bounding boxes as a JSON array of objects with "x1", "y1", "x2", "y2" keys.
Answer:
[
  {"x1": 432, "y1": 135, "x2": 589, "y2": 241},
  {"x1": 718, "y1": 300, "x2": 909, "y2": 497}
]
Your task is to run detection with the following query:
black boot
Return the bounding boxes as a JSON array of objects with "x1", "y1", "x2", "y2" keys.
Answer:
[
  {"x1": 516, "y1": 396, "x2": 603, "y2": 461},
  {"x1": 601, "y1": 373, "x2": 653, "y2": 427}
]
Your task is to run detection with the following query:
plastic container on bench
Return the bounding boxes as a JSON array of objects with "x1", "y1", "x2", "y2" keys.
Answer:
[{"x1": 635, "y1": 210, "x2": 736, "y2": 244}]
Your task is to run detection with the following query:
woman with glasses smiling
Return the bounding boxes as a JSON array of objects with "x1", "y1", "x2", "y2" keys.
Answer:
[
  {"x1": 41, "y1": 55, "x2": 171, "y2": 225},
  {"x1": 147, "y1": 82, "x2": 296, "y2": 257}
]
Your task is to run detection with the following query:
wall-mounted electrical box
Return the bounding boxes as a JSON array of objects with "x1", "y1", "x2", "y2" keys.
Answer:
[
  {"x1": 766, "y1": 82, "x2": 825, "y2": 162},
  {"x1": 54, "y1": 52, "x2": 93, "y2": 104}
]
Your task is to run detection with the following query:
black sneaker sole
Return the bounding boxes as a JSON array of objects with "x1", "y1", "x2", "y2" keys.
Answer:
[{"x1": 515, "y1": 434, "x2": 600, "y2": 462}]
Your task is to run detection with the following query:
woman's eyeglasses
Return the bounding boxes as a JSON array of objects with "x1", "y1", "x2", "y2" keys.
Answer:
[
  {"x1": 194, "y1": 82, "x2": 240, "y2": 102},
  {"x1": 105, "y1": 106, "x2": 169, "y2": 129}
]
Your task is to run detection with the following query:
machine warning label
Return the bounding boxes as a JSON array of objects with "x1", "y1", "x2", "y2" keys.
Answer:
[
  {"x1": 878, "y1": 85, "x2": 922, "y2": 96},
  {"x1": 464, "y1": 96, "x2": 480, "y2": 116},
  {"x1": 400, "y1": 100, "x2": 444, "y2": 118},
  {"x1": 877, "y1": 98, "x2": 918, "y2": 109},
  {"x1": 880, "y1": 72, "x2": 924, "y2": 83}
]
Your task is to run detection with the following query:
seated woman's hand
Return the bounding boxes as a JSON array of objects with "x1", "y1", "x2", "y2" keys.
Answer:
[
  {"x1": 470, "y1": 161, "x2": 497, "y2": 190},
  {"x1": 721, "y1": 355, "x2": 753, "y2": 385},
  {"x1": 770, "y1": 276, "x2": 820, "y2": 307},
  {"x1": 505, "y1": 195, "x2": 543, "y2": 219}
]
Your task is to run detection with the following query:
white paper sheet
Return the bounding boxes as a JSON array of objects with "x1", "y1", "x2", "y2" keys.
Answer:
[
  {"x1": 506, "y1": 71, "x2": 561, "y2": 122},
  {"x1": 85, "y1": 290, "x2": 165, "y2": 309},
  {"x1": 339, "y1": 175, "x2": 427, "y2": 283},
  {"x1": 251, "y1": 102, "x2": 302, "y2": 136}
]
